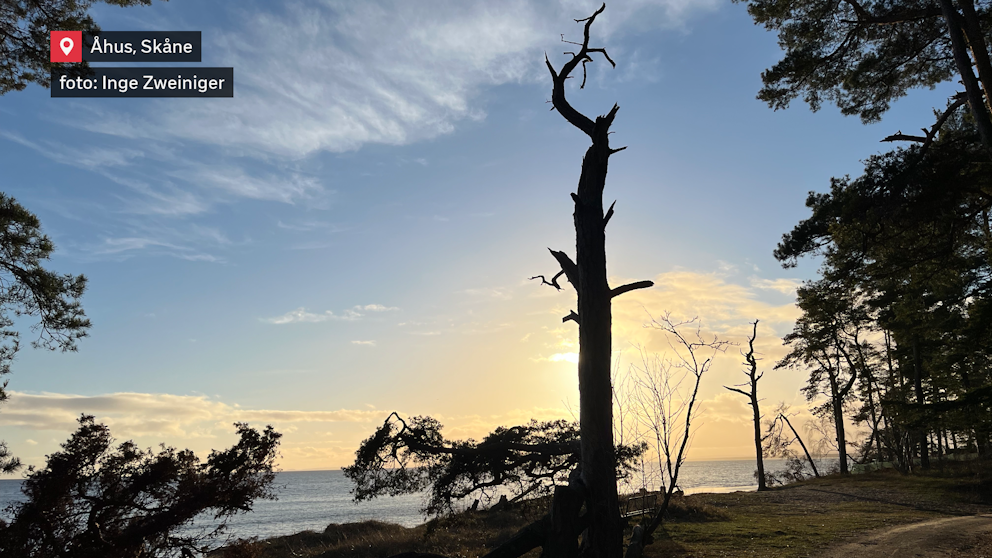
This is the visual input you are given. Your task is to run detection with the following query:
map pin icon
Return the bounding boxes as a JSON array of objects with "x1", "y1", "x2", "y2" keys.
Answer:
[{"x1": 60, "y1": 37, "x2": 74, "y2": 56}]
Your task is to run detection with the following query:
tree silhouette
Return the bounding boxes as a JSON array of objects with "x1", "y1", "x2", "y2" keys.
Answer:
[
  {"x1": 0, "y1": 193, "x2": 91, "y2": 474},
  {"x1": 534, "y1": 4, "x2": 654, "y2": 556},
  {"x1": 724, "y1": 321, "x2": 768, "y2": 490},
  {"x1": 736, "y1": 0, "x2": 992, "y2": 151},
  {"x1": 344, "y1": 413, "x2": 645, "y2": 518},
  {"x1": 0, "y1": 415, "x2": 281, "y2": 558}
]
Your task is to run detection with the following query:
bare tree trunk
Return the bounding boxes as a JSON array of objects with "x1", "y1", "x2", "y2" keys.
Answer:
[
  {"x1": 725, "y1": 321, "x2": 766, "y2": 490},
  {"x1": 539, "y1": 5, "x2": 653, "y2": 557},
  {"x1": 750, "y1": 387, "x2": 765, "y2": 488},
  {"x1": 829, "y1": 372, "x2": 849, "y2": 474},
  {"x1": 573, "y1": 97, "x2": 620, "y2": 558}
]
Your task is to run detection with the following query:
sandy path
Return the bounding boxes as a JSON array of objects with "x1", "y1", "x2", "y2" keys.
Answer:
[{"x1": 813, "y1": 514, "x2": 992, "y2": 558}]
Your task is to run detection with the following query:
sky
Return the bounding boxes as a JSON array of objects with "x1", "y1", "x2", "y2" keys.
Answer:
[{"x1": 0, "y1": 0, "x2": 960, "y2": 472}]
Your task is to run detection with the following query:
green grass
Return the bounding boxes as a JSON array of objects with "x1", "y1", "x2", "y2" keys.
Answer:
[{"x1": 650, "y1": 497, "x2": 939, "y2": 558}]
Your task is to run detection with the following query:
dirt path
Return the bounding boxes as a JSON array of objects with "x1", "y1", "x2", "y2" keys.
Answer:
[{"x1": 813, "y1": 514, "x2": 992, "y2": 558}]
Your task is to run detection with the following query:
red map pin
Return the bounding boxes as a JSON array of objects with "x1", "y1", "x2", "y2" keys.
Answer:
[{"x1": 50, "y1": 31, "x2": 82, "y2": 63}]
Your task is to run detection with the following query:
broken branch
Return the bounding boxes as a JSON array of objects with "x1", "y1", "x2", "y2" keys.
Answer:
[
  {"x1": 882, "y1": 93, "x2": 967, "y2": 154},
  {"x1": 604, "y1": 200, "x2": 616, "y2": 227},
  {"x1": 610, "y1": 280, "x2": 653, "y2": 299},
  {"x1": 529, "y1": 270, "x2": 566, "y2": 291},
  {"x1": 549, "y1": 249, "x2": 579, "y2": 290}
]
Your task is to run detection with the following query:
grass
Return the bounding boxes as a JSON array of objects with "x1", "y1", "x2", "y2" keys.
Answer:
[
  {"x1": 215, "y1": 463, "x2": 992, "y2": 558},
  {"x1": 650, "y1": 494, "x2": 940, "y2": 557}
]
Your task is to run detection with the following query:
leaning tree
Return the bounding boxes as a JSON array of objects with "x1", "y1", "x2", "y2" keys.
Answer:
[{"x1": 531, "y1": 4, "x2": 654, "y2": 557}]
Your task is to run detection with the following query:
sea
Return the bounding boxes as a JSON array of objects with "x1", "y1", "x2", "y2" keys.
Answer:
[{"x1": 0, "y1": 458, "x2": 824, "y2": 541}]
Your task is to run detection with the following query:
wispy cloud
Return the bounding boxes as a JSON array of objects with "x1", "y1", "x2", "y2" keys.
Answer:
[
  {"x1": 361, "y1": 304, "x2": 399, "y2": 312},
  {"x1": 461, "y1": 287, "x2": 512, "y2": 300},
  {"x1": 167, "y1": 164, "x2": 323, "y2": 204},
  {"x1": 277, "y1": 220, "x2": 347, "y2": 232},
  {"x1": 0, "y1": 391, "x2": 577, "y2": 470},
  {"x1": 750, "y1": 277, "x2": 802, "y2": 295},
  {"x1": 532, "y1": 352, "x2": 578, "y2": 363},
  {"x1": 71, "y1": 1, "x2": 720, "y2": 160},
  {"x1": 263, "y1": 303, "x2": 399, "y2": 324},
  {"x1": 263, "y1": 308, "x2": 337, "y2": 324},
  {"x1": 6, "y1": 0, "x2": 720, "y2": 262},
  {"x1": 88, "y1": 237, "x2": 221, "y2": 262},
  {"x1": 351, "y1": 340, "x2": 376, "y2": 346},
  {"x1": 0, "y1": 391, "x2": 385, "y2": 433}
]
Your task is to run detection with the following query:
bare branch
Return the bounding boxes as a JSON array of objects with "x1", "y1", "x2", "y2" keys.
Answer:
[
  {"x1": 724, "y1": 386, "x2": 751, "y2": 397},
  {"x1": 881, "y1": 132, "x2": 928, "y2": 143},
  {"x1": 530, "y1": 270, "x2": 566, "y2": 291},
  {"x1": 563, "y1": 310, "x2": 579, "y2": 324},
  {"x1": 546, "y1": 3, "x2": 615, "y2": 137},
  {"x1": 604, "y1": 200, "x2": 616, "y2": 227},
  {"x1": 610, "y1": 280, "x2": 654, "y2": 299},
  {"x1": 587, "y1": 48, "x2": 615, "y2": 68},
  {"x1": 881, "y1": 93, "x2": 967, "y2": 154}
]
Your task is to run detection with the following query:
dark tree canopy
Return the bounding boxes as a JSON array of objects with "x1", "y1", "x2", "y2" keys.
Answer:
[
  {"x1": 343, "y1": 413, "x2": 646, "y2": 517},
  {"x1": 736, "y1": 0, "x2": 988, "y2": 120},
  {"x1": 0, "y1": 0, "x2": 159, "y2": 95},
  {"x1": 775, "y1": 125, "x2": 990, "y2": 277},
  {"x1": 0, "y1": 415, "x2": 281, "y2": 558},
  {"x1": 0, "y1": 193, "x2": 91, "y2": 473}
]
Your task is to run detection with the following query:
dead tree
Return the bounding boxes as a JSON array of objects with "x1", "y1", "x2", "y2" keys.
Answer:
[
  {"x1": 724, "y1": 320, "x2": 767, "y2": 491},
  {"x1": 762, "y1": 404, "x2": 820, "y2": 480},
  {"x1": 533, "y1": 4, "x2": 653, "y2": 557},
  {"x1": 378, "y1": 6, "x2": 653, "y2": 558}
]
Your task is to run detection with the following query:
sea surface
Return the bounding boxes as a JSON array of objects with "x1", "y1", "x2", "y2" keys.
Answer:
[{"x1": 0, "y1": 458, "x2": 828, "y2": 541}]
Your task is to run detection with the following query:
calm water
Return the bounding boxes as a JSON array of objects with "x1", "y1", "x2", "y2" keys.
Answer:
[{"x1": 0, "y1": 459, "x2": 825, "y2": 540}]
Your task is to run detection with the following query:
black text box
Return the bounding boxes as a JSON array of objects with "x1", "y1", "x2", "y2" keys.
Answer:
[
  {"x1": 82, "y1": 32, "x2": 201, "y2": 62},
  {"x1": 51, "y1": 67, "x2": 233, "y2": 98}
]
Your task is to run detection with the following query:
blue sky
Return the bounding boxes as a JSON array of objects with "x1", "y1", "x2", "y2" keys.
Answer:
[{"x1": 0, "y1": 0, "x2": 958, "y2": 471}]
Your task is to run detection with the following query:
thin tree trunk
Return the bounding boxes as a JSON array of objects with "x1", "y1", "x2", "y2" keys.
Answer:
[
  {"x1": 751, "y1": 390, "x2": 766, "y2": 489},
  {"x1": 912, "y1": 339, "x2": 931, "y2": 469},
  {"x1": 781, "y1": 413, "x2": 820, "y2": 477},
  {"x1": 828, "y1": 351, "x2": 850, "y2": 475},
  {"x1": 725, "y1": 321, "x2": 766, "y2": 490},
  {"x1": 832, "y1": 380, "x2": 849, "y2": 474}
]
